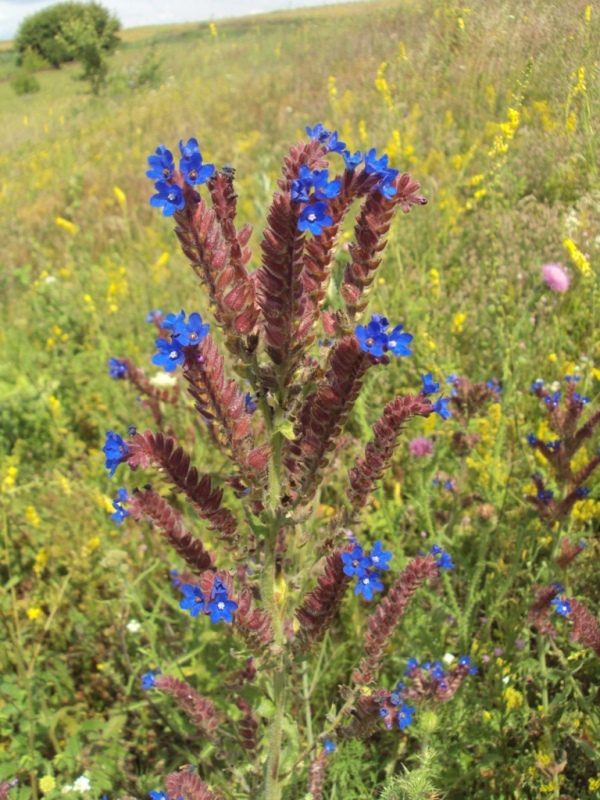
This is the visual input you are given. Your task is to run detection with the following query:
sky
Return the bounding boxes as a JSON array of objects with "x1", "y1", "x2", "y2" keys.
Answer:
[{"x1": 0, "y1": 0, "x2": 365, "y2": 41}]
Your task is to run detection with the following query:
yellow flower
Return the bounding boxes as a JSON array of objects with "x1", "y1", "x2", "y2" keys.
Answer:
[
  {"x1": 39, "y1": 775, "x2": 56, "y2": 795},
  {"x1": 27, "y1": 607, "x2": 43, "y2": 621},
  {"x1": 209, "y1": 21, "x2": 217, "y2": 38},
  {"x1": 585, "y1": 5, "x2": 592, "y2": 23},
  {"x1": 452, "y1": 312, "x2": 466, "y2": 333},
  {"x1": 504, "y1": 686, "x2": 523, "y2": 711},
  {"x1": 48, "y1": 396, "x2": 60, "y2": 415},
  {"x1": 55, "y1": 216, "x2": 77, "y2": 235},
  {"x1": 589, "y1": 776, "x2": 600, "y2": 792},
  {"x1": 87, "y1": 537, "x2": 101, "y2": 551},
  {"x1": 25, "y1": 506, "x2": 41, "y2": 528},
  {"x1": 2, "y1": 466, "x2": 18, "y2": 491},
  {"x1": 113, "y1": 185, "x2": 127, "y2": 208},
  {"x1": 564, "y1": 238, "x2": 592, "y2": 276},
  {"x1": 548, "y1": 353, "x2": 557, "y2": 362}
]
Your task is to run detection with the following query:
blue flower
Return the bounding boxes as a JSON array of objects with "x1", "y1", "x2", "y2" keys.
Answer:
[
  {"x1": 306, "y1": 123, "x2": 331, "y2": 142},
  {"x1": 575, "y1": 486, "x2": 590, "y2": 498},
  {"x1": 179, "y1": 151, "x2": 215, "y2": 187},
  {"x1": 397, "y1": 703, "x2": 416, "y2": 731},
  {"x1": 431, "y1": 545, "x2": 454, "y2": 570},
  {"x1": 179, "y1": 584, "x2": 206, "y2": 618},
  {"x1": 385, "y1": 324, "x2": 413, "y2": 357},
  {"x1": 152, "y1": 338, "x2": 185, "y2": 372},
  {"x1": 564, "y1": 374, "x2": 580, "y2": 383},
  {"x1": 311, "y1": 169, "x2": 341, "y2": 200},
  {"x1": 298, "y1": 202, "x2": 333, "y2": 235},
  {"x1": 354, "y1": 571, "x2": 384, "y2": 601},
  {"x1": 486, "y1": 379, "x2": 501, "y2": 393},
  {"x1": 431, "y1": 665, "x2": 445, "y2": 680},
  {"x1": 421, "y1": 373, "x2": 440, "y2": 396},
  {"x1": 102, "y1": 431, "x2": 129, "y2": 477},
  {"x1": 376, "y1": 167, "x2": 399, "y2": 198},
  {"x1": 469, "y1": 665, "x2": 478, "y2": 676},
  {"x1": 389, "y1": 691, "x2": 403, "y2": 706},
  {"x1": 146, "y1": 145, "x2": 174, "y2": 180},
  {"x1": 530, "y1": 379, "x2": 545, "y2": 392},
  {"x1": 552, "y1": 581, "x2": 565, "y2": 593},
  {"x1": 291, "y1": 165, "x2": 313, "y2": 203},
  {"x1": 324, "y1": 737, "x2": 336, "y2": 754},
  {"x1": 458, "y1": 656, "x2": 471, "y2": 667},
  {"x1": 170, "y1": 568, "x2": 181, "y2": 587},
  {"x1": 179, "y1": 137, "x2": 200, "y2": 158},
  {"x1": 148, "y1": 792, "x2": 167, "y2": 800},
  {"x1": 536, "y1": 489, "x2": 553, "y2": 503},
  {"x1": 206, "y1": 593, "x2": 238, "y2": 624},
  {"x1": 379, "y1": 707, "x2": 389, "y2": 717},
  {"x1": 146, "y1": 309, "x2": 163, "y2": 323},
  {"x1": 572, "y1": 392, "x2": 590, "y2": 404},
  {"x1": 245, "y1": 392, "x2": 257, "y2": 413},
  {"x1": 526, "y1": 433, "x2": 537, "y2": 446},
  {"x1": 150, "y1": 181, "x2": 185, "y2": 216},
  {"x1": 369, "y1": 541, "x2": 392, "y2": 571},
  {"x1": 355, "y1": 318, "x2": 389, "y2": 357},
  {"x1": 432, "y1": 397, "x2": 452, "y2": 420},
  {"x1": 341, "y1": 545, "x2": 371, "y2": 578},
  {"x1": 109, "y1": 357, "x2": 128, "y2": 379},
  {"x1": 342, "y1": 150, "x2": 362, "y2": 170},
  {"x1": 141, "y1": 669, "x2": 160, "y2": 690},
  {"x1": 326, "y1": 131, "x2": 346, "y2": 153},
  {"x1": 363, "y1": 148, "x2": 389, "y2": 176},
  {"x1": 170, "y1": 311, "x2": 210, "y2": 346},
  {"x1": 546, "y1": 440, "x2": 561, "y2": 451},
  {"x1": 551, "y1": 596, "x2": 572, "y2": 616},
  {"x1": 404, "y1": 658, "x2": 419, "y2": 675},
  {"x1": 161, "y1": 310, "x2": 185, "y2": 332},
  {"x1": 111, "y1": 489, "x2": 130, "y2": 525}
]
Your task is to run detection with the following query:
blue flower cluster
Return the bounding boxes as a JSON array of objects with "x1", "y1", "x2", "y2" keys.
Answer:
[
  {"x1": 179, "y1": 577, "x2": 239, "y2": 624},
  {"x1": 430, "y1": 544, "x2": 454, "y2": 570},
  {"x1": 108, "y1": 357, "x2": 128, "y2": 379},
  {"x1": 403, "y1": 655, "x2": 478, "y2": 684},
  {"x1": 341, "y1": 540, "x2": 392, "y2": 601},
  {"x1": 102, "y1": 431, "x2": 129, "y2": 477},
  {"x1": 147, "y1": 138, "x2": 215, "y2": 217},
  {"x1": 551, "y1": 595, "x2": 572, "y2": 616},
  {"x1": 355, "y1": 314, "x2": 413, "y2": 358},
  {"x1": 152, "y1": 310, "x2": 210, "y2": 372},
  {"x1": 111, "y1": 488, "x2": 130, "y2": 525}
]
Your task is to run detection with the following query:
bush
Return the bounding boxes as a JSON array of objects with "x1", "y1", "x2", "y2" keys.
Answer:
[
  {"x1": 10, "y1": 71, "x2": 40, "y2": 96},
  {"x1": 15, "y1": 2, "x2": 120, "y2": 69}
]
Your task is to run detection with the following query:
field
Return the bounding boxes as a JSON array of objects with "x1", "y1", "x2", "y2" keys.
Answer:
[{"x1": 1, "y1": 0, "x2": 599, "y2": 797}]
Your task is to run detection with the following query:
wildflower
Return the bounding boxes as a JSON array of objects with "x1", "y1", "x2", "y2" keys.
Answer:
[
  {"x1": 146, "y1": 145, "x2": 175, "y2": 181},
  {"x1": 146, "y1": 309, "x2": 163, "y2": 322},
  {"x1": 530, "y1": 378, "x2": 545, "y2": 392},
  {"x1": 290, "y1": 165, "x2": 313, "y2": 203},
  {"x1": 150, "y1": 181, "x2": 185, "y2": 216},
  {"x1": 431, "y1": 544, "x2": 454, "y2": 570},
  {"x1": 355, "y1": 316, "x2": 389, "y2": 357},
  {"x1": 421, "y1": 373, "x2": 440, "y2": 395},
  {"x1": 306, "y1": 122, "x2": 330, "y2": 142},
  {"x1": 39, "y1": 776, "x2": 56, "y2": 795},
  {"x1": 575, "y1": 486, "x2": 590, "y2": 498},
  {"x1": 179, "y1": 151, "x2": 215, "y2": 187},
  {"x1": 298, "y1": 202, "x2": 333, "y2": 235},
  {"x1": 408, "y1": 436, "x2": 434, "y2": 457},
  {"x1": 179, "y1": 584, "x2": 206, "y2": 617},
  {"x1": 126, "y1": 619, "x2": 142, "y2": 633},
  {"x1": 244, "y1": 392, "x2": 257, "y2": 413},
  {"x1": 431, "y1": 664, "x2": 445, "y2": 680},
  {"x1": 148, "y1": 792, "x2": 167, "y2": 800},
  {"x1": 469, "y1": 665, "x2": 478, "y2": 675},
  {"x1": 551, "y1": 596, "x2": 572, "y2": 616},
  {"x1": 170, "y1": 311, "x2": 210, "y2": 346},
  {"x1": 363, "y1": 148, "x2": 389, "y2": 176},
  {"x1": 458, "y1": 655, "x2": 471, "y2": 667},
  {"x1": 342, "y1": 149, "x2": 362, "y2": 170},
  {"x1": 110, "y1": 486, "x2": 130, "y2": 525},
  {"x1": 311, "y1": 169, "x2": 341, "y2": 200},
  {"x1": 179, "y1": 137, "x2": 200, "y2": 158},
  {"x1": 526, "y1": 433, "x2": 537, "y2": 446},
  {"x1": 326, "y1": 131, "x2": 346, "y2": 153},
  {"x1": 404, "y1": 658, "x2": 419, "y2": 675},
  {"x1": 206, "y1": 589, "x2": 238, "y2": 624},
  {"x1": 108, "y1": 357, "x2": 128, "y2": 379},
  {"x1": 72, "y1": 776, "x2": 91, "y2": 793},
  {"x1": 354, "y1": 572, "x2": 384, "y2": 601},
  {"x1": 376, "y1": 167, "x2": 399, "y2": 198},
  {"x1": 152, "y1": 338, "x2": 185, "y2": 372},
  {"x1": 389, "y1": 691, "x2": 403, "y2": 705},
  {"x1": 369, "y1": 541, "x2": 393, "y2": 571},
  {"x1": 572, "y1": 392, "x2": 590, "y2": 404},
  {"x1": 324, "y1": 738, "x2": 336, "y2": 754},
  {"x1": 27, "y1": 607, "x2": 43, "y2": 620},
  {"x1": 341, "y1": 544, "x2": 371, "y2": 577},
  {"x1": 385, "y1": 324, "x2": 413, "y2": 357},
  {"x1": 431, "y1": 397, "x2": 452, "y2": 420},
  {"x1": 397, "y1": 703, "x2": 416, "y2": 730},
  {"x1": 141, "y1": 669, "x2": 160, "y2": 689},
  {"x1": 537, "y1": 489, "x2": 553, "y2": 503},
  {"x1": 102, "y1": 431, "x2": 129, "y2": 477},
  {"x1": 542, "y1": 262, "x2": 570, "y2": 292}
]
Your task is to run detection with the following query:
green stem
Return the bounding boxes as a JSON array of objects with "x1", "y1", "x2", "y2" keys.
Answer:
[{"x1": 537, "y1": 633, "x2": 559, "y2": 800}]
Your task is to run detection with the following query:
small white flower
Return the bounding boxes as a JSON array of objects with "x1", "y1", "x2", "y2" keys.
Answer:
[
  {"x1": 442, "y1": 652, "x2": 455, "y2": 666},
  {"x1": 126, "y1": 619, "x2": 142, "y2": 633},
  {"x1": 42, "y1": 275, "x2": 57, "y2": 284},
  {"x1": 502, "y1": 675, "x2": 511, "y2": 685},
  {"x1": 149, "y1": 372, "x2": 177, "y2": 389},
  {"x1": 72, "y1": 776, "x2": 91, "y2": 793},
  {"x1": 550, "y1": 381, "x2": 561, "y2": 392}
]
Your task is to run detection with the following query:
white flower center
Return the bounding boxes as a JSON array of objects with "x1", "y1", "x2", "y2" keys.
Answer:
[
  {"x1": 168, "y1": 192, "x2": 177, "y2": 202},
  {"x1": 169, "y1": 350, "x2": 179, "y2": 359},
  {"x1": 307, "y1": 213, "x2": 316, "y2": 222},
  {"x1": 218, "y1": 601, "x2": 225, "y2": 610}
]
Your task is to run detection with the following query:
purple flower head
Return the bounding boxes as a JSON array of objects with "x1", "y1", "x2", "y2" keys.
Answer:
[
  {"x1": 389, "y1": 691, "x2": 403, "y2": 706},
  {"x1": 421, "y1": 373, "x2": 440, "y2": 396},
  {"x1": 526, "y1": 433, "x2": 537, "y2": 446},
  {"x1": 298, "y1": 202, "x2": 333, "y2": 236},
  {"x1": 146, "y1": 145, "x2": 174, "y2": 181},
  {"x1": 207, "y1": 594, "x2": 238, "y2": 624},
  {"x1": 102, "y1": 431, "x2": 129, "y2": 477},
  {"x1": 311, "y1": 169, "x2": 341, "y2": 201},
  {"x1": 179, "y1": 151, "x2": 215, "y2": 187},
  {"x1": 379, "y1": 707, "x2": 389, "y2": 717},
  {"x1": 152, "y1": 337, "x2": 185, "y2": 372},
  {"x1": 109, "y1": 357, "x2": 128, "y2": 379},
  {"x1": 572, "y1": 392, "x2": 590, "y2": 405},
  {"x1": 552, "y1": 581, "x2": 565, "y2": 593},
  {"x1": 171, "y1": 311, "x2": 210, "y2": 346},
  {"x1": 324, "y1": 738, "x2": 336, "y2": 754},
  {"x1": 542, "y1": 262, "x2": 570, "y2": 292},
  {"x1": 150, "y1": 181, "x2": 185, "y2": 216},
  {"x1": 306, "y1": 123, "x2": 331, "y2": 143},
  {"x1": 551, "y1": 596, "x2": 572, "y2": 616},
  {"x1": 369, "y1": 541, "x2": 392, "y2": 571},
  {"x1": 363, "y1": 148, "x2": 389, "y2": 176},
  {"x1": 326, "y1": 131, "x2": 346, "y2": 153},
  {"x1": 537, "y1": 488, "x2": 554, "y2": 503},
  {"x1": 341, "y1": 544, "x2": 371, "y2": 578},
  {"x1": 161, "y1": 310, "x2": 185, "y2": 332},
  {"x1": 397, "y1": 703, "x2": 416, "y2": 731},
  {"x1": 409, "y1": 436, "x2": 434, "y2": 457},
  {"x1": 530, "y1": 378, "x2": 545, "y2": 392},
  {"x1": 432, "y1": 397, "x2": 452, "y2": 420},
  {"x1": 141, "y1": 669, "x2": 161, "y2": 690},
  {"x1": 354, "y1": 571, "x2": 384, "y2": 601},
  {"x1": 210, "y1": 576, "x2": 229, "y2": 600},
  {"x1": 431, "y1": 665, "x2": 445, "y2": 680},
  {"x1": 179, "y1": 137, "x2": 200, "y2": 158},
  {"x1": 564, "y1": 374, "x2": 581, "y2": 383},
  {"x1": 384, "y1": 324, "x2": 413, "y2": 357},
  {"x1": 342, "y1": 149, "x2": 362, "y2": 170},
  {"x1": 180, "y1": 584, "x2": 205, "y2": 617}
]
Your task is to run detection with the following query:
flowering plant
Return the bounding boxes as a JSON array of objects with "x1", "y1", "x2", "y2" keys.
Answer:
[{"x1": 104, "y1": 126, "x2": 470, "y2": 800}]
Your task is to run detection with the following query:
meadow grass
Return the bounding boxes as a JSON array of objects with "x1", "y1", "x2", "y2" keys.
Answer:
[{"x1": 1, "y1": 0, "x2": 599, "y2": 797}]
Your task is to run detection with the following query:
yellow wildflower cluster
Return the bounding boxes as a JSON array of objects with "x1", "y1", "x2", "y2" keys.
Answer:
[
  {"x1": 572, "y1": 66, "x2": 587, "y2": 95},
  {"x1": 589, "y1": 776, "x2": 600, "y2": 792},
  {"x1": 452, "y1": 312, "x2": 466, "y2": 333},
  {"x1": 34, "y1": 548, "x2": 49, "y2": 575},
  {"x1": 328, "y1": 75, "x2": 340, "y2": 118},
  {"x1": 27, "y1": 607, "x2": 44, "y2": 621},
  {"x1": 564, "y1": 238, "x2": 592, "y2": 276},
  {"x1": 46, "y1": 323, "x2": 69, "y2": 350},
  {"x1": 488, "y1": 108, "x2": 520, "y2": 159},
  {"x1": 572, "y1": 498, "x2": 600, "y2": 523},
  {"x1": 374, "y1": 62, "x2": 394, "y2": 111},
  {"x1": 55, "y1": 216, "x2": 78, "y2": 236},
  {"x1": 2, "y1": 465, "x2": 18, "y2": 492},
  {"x1": 25, "y1": 506, "x2": 41, "y2": 528},
  {"x1": 466, "y1": 404, "x2": 505, "y2": 488},
  {"x1": 429, "y1": 269, "x2": 440, "y2": 298},
  {"x1": 106, "y1": 266, "x2": 129, "y2": 314},
  {"x1": 209, "y1": 22, "x2": 218, "y2": 39},
  {"x1": 39, "y1": 776, "x2": 56, "y2": 795},
  {"x1": 504, "y1": 686, "x2": 523, "y2": 712}
]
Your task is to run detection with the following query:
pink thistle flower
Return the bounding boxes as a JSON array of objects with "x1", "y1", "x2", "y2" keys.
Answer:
[
  {"x1": 542, "y1": 262, "x2": 570, "y2": 292},
  {"x1": 408, "y1": 436, "x2": 434, "y2": 457}
]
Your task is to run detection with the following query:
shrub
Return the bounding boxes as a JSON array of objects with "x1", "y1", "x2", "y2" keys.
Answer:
[{"x1": 10, "y1": 71, "x2": 40, "y2": 96}]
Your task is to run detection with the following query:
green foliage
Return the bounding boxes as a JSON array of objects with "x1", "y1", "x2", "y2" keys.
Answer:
[
  {"x1": 14, "y1": 2, "x2": 120, "y2": 69},
  {"x1": 380, "y1": 749, "x2": 443, "y2": 800},
  {"x1": 10, "y1": 71, "x2": 40, "y2": 96}
]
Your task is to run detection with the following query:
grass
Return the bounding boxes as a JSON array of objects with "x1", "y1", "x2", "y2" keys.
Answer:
[{"x1": 1, "y1": 0, "x2": 599, "y2": 797}]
